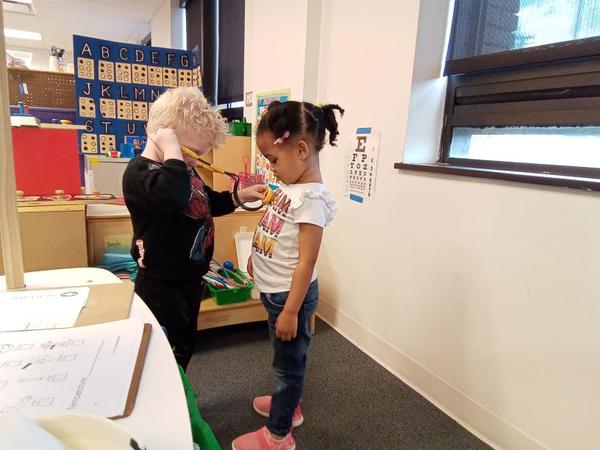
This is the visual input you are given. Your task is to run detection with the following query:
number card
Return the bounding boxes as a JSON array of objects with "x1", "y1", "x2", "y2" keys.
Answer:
[{"x1": 344, "y1": 127, "x2": 380, "y2": 204}]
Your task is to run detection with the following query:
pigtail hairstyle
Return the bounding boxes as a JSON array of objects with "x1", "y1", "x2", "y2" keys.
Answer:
[
  {"x1": 316, "y1": 104, "x2": 345, "y2": 147},
  {"x1": 257, "y1": 100, "x2": 344, "y2": 151}
]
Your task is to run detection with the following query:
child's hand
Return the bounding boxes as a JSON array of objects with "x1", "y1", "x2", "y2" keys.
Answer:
[
  {"x1": 247, "y1": 256, "x2": 254, "y2": 278},
  {"x1": 151, "y1": 128, "x2": 182, "y2": 160},
  {"x1": 275, "y1": 311, "x2": 298, "y2": 341},
  {"x1": 237, "y1": 184, "x2": 268, "y2": 204}
]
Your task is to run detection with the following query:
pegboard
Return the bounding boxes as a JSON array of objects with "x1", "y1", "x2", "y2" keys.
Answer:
[{"x1": 8, "y1": 68, "x2": 76, "y2": 109}]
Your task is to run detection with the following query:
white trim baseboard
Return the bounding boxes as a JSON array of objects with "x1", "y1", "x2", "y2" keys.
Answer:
[{"x1": 317, "y1": 298, "x2": 549, "y2": 450}]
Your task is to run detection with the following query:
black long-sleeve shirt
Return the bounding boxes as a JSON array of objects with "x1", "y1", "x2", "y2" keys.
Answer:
[{"x1": 122, "y1": 156, "x2": 236, "y2": 281}]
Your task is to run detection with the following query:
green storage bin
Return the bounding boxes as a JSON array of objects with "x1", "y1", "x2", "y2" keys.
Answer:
[
  {"x1": 228, "y1": 121, "x2": 252, "y2": 136},
  {"x1": 206, "y1": 269, "x2": 253, "y2": 305}
]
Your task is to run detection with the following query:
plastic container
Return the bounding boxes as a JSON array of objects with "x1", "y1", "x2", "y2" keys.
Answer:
[
  {"x1": 206, "y1": 269, "x2": 253, "y2": 305},
  {"x1": 234, "y1": 230, "x2": 260, "y2": 299},
  {"x1": 119, "y1": 142, "x2": 135, "y2": 158},
  {"x1": 229, "y1": 121, "x2": 251, "y2": 136},
  {"x1": 229, "y1": 121, "x2": 246, "y2": 136}
]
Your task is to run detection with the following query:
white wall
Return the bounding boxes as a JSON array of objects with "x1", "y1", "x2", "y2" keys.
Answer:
[
  {"x1": 402, "y1": 0, "x2": 450, "y2": 163},
  {"x1": 151, "y1": 0, "x2": 185, "y2": 50},
  {"x1": 245, "y1": 1, "x2": 600, "y2": 449},
  {"x1": 243, "y1": 0, "x2": 309, "y2": 121},
  {"x1": 6, "y1": 45, "x2": 74, "y2": 72}
]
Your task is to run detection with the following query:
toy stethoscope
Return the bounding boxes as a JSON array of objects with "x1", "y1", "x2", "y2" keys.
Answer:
[{"x1": 181, "y1": 146, "x2": 274, "y2": 211}]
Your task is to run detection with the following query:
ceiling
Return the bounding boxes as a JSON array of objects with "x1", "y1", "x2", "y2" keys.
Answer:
[{"x1": 3, "y1": 0, "x2": 166, "y2": 54}]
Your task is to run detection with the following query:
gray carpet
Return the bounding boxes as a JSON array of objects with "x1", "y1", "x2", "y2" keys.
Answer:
[{"x1": 187, "y1": 319, "x2": 492, "y2": 450}]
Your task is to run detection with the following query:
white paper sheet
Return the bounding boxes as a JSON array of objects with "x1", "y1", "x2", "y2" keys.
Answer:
[
  {"x1": 0, "y1": 318, "x2": 145, "y2": 418},
  {"x1": 0, "y1": 287, "x2": 89, "y2": 332}
]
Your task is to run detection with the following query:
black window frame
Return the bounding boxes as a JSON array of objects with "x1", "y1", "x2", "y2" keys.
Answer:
[{"x1": 396, "y1": 1, "x2": 600, "y2": 192}]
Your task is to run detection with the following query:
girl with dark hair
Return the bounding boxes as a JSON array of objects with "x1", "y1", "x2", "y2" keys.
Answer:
[{"x1": 233, "y1": 100, "x2": 344, "y2": 450}]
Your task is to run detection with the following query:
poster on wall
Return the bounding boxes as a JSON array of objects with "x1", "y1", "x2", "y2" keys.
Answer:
[
  {"x1": 254, "y1": 89, "x2": 291, "y2": 184},
  {"x1": 73, "y1": 35, "x2": 202, "y2": 156},
  {"x1": 344, "y1": 127, "x2": 380, "y2": 203}
]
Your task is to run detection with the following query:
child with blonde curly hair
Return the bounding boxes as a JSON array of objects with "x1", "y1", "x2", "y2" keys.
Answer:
[{"x1": 123, "y1": 87, "x2": 266, "y2": 370}]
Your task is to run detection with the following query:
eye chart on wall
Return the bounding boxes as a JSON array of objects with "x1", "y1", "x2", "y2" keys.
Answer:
[
  {"x1": 344, "y1": 127, "x2": 380, "y2": 203},
  {"x1": 73, "y1": 35, "x2": 202, "y2": 155}
]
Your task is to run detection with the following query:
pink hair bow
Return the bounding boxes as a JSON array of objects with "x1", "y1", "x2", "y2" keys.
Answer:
[{"x1": 273, "y1": 131, "x2": 290, "y2": 145}]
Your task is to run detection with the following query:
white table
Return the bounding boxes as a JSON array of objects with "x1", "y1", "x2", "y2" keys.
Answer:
[{"x1": 0, "y1": 267, "x2": 194, "y2": 450}]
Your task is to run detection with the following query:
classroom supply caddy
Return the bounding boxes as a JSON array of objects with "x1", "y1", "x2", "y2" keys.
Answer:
[{"x1": 205, "y1": 269, "x2": 254, "y2": 305}]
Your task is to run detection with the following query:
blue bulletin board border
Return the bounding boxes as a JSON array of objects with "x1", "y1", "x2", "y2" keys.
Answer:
[{"x1": 73, "y1": 34, "x2": 202, "y2": 155}]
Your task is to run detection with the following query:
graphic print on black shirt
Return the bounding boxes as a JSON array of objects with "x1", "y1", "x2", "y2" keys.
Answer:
[{"x1": 185, "y1": 174, "x2": 214, "y2": 263}]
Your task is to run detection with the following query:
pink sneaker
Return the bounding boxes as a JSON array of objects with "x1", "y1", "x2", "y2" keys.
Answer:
[
  {"x1": 232, "y1": 426, "x2": 295, "y2": 450},
  {"x1": 253, "y1": 396, "x2": 304, "y2": 427}
]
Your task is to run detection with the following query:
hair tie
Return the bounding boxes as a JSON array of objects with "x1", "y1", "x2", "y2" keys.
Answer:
[{"x1": 273, "y1": 130, "x2": 290, "y2": 145}]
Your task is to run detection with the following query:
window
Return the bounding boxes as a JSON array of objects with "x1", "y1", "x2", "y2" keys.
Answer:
[
  {"x1": 433, "y1": 0, "x2": 600, "y2": 190},
  {"x1": 184, "y1": 0, "x2": 245, "y2": 121}
]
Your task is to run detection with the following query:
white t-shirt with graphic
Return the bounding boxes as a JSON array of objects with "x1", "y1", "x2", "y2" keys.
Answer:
[{"x1": 252, "y1": 183, "x2": 336, "y2": 293}]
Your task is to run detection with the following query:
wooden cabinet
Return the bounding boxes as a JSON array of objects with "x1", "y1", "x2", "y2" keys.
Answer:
[
  {"x1": 211, "y1": 136, "x2": 252, "y2": 192},
  {"x1": 213, "y1": 210, "x2": 262, "y2": 267},
  {"x1": 0, "y1": 204, "x2": 87, "y2": 274},
  {"x1": 202, "y1": 210, "x2": 267, "y2": 330},
  {"x1": 86, "y1": 208, "x2": 133, "y2": 266},
  {"x1": 198, "y1": 298, "x2": 266, "y2": 330},
  {"x1": 84, "y1": 204, "x2": 267, "y2": 331}
]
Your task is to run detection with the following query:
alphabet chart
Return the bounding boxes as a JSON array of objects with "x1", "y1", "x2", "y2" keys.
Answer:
[
  {"x1": 344, "y1": 127, "x2": 380, "y2": 203},
  {"x1": 73, "y1": 35, "x2": 202, "y2": 155}
]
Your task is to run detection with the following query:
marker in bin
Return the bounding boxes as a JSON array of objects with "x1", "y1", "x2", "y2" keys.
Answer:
[{"x1": 203, "y1": 260, "x2": 249, "y2": 289}]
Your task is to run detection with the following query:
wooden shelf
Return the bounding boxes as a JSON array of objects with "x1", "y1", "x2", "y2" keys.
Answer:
[
  {"x1": 198, "y1": 297, "x2": 267, "y2": 330},
  {"x1": 198, "y1": 297, "x2": 317, "y2": 333},
  {"x1": 0, "y1": 204, "x2": 88, "y2": 275}
]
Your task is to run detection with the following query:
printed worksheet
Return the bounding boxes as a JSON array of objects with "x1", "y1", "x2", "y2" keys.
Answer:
[
  {"x1": 0, "y1": 287, "x2": 90, "y2": 332},
  {"x1": 0, "y1": 318, "x2": 145, "y2": 418}
]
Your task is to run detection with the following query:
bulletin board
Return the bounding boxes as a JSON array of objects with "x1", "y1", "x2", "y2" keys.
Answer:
[
  {"x1": 73, "y1": 35, "x2": 202, "y2": 155},
  {"x1": 254, "y1": 89, "x2": 290, "y2": 184}
]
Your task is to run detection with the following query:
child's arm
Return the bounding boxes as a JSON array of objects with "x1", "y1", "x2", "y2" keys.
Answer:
[
  {"x1": 124, "y1": 129, "x2": 191, "y2": 212},
  {"x1": 204, "y1": 184, "x2": 268, "y2": 216},
  {"x1": 203, "y1": 184, "x2": 236, "y2": 216},
  {"x1": 275, "y1": 223, "x2": 323, "y2": 341},
  {"x1": 124, "y1": 161, "x2": 191, "y2": 213}
]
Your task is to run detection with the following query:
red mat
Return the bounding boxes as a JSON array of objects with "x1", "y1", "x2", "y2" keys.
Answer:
[{"x1": 11, "y1": 127, "x2": 81, "y2": 196}]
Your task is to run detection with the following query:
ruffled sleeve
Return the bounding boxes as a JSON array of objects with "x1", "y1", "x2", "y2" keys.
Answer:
[{"x1": 290, "y1": 186, "x2": 337, "y2": 228}]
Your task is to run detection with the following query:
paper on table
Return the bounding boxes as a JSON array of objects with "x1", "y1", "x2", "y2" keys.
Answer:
[
  {"x1": 0, "y1": 318, "x2": 145, "y2": 419},
  {"x1": 0, "y1": 287, "x2": 90, "y2": 332}
]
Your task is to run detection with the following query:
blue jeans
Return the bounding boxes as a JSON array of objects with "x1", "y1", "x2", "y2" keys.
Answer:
[{"x1": 261, "y1": 279, "x2": 319, "y2": 436}]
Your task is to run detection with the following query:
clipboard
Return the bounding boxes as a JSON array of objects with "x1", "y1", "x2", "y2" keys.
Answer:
[
  {"x1": 0, "y1": 318, "x2": 152, "y2": 419},
  {"x1": 75, "y1": 283, "x2": 134, "y2": 327},
  {"x1": 63, "y1": 283, "x2": 143, "y2": 418},
  {"x1": 111, "y1": 323, "x2": 152, "y2": 419}
]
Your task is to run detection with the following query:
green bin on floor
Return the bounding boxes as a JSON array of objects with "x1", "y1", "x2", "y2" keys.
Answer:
[{"x1": 178, "y1": 365, "x2": 221, "y2": 450}]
